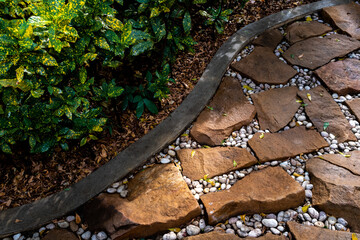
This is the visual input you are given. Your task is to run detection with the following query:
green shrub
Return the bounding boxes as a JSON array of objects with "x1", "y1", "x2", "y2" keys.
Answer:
[{"x1": 0, "y1": 0, "x2": 247, "y2": 154}]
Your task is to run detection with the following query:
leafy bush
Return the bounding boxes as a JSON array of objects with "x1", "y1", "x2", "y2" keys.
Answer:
[{"x1": 0, "y1": 0, "x2": 247, "y2": 154}]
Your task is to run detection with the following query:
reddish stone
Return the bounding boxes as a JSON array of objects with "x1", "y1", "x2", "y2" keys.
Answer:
[
  {"x1": 248, "y1": 127, "x2": 328, "y2": 163},
  {"x1": 251, "y1": 86, "x2": 300, "y2": 132},
  {"x1": 184, "y1": 231, "x2": 241, "y2": 240},
  {"x1": 177, "y1": 147, "x2": 257, "y2": 181},
  {"x1": 323, "y1": 2, "x2": 360, "y2": 40},
  {"x1": 298, "y1": 86, "x2": 356, "y2": 142},
  {"x1": 201, "y1": 167, "x2": 305, "y2": 225},
  {"x1": 283, "y1": 34, "x2": 360, "y2": 70},
  {"x1": 346, "y1": 98, "x2": 360, "y2": 122},
  {"x1": 231, "y1": 47, "x2": 297, "y2": 84},
  {"x1": 315, "y1": 58, "x2": 360, "y2": 95},
  {"x1": 285, "y1": 21, "x2": 332, "y2": 44},
  {"x1": 83, "y1": 164, "x2": 201, "y2": 240},
  {"x1": 42, "y1": 229, "x2": 78, "y2": 240},
  {"x1": 190, "y1": 77, "x2": 256, "y2": 146},
  {"x1": 253, "y1": 29, "x2": 283, "y2": 49},
  {"x1": 307, "y1": 152, "x2": 360, "y2": 232},
  {"x1": 288, "y1": 221, "x2": 355, "y2": 240}
]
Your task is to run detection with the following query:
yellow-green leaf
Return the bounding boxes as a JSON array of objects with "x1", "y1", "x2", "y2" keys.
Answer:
[
  {"x1": 338, "y1": 151, "x2": 351, "y2": 158},
  {"x1": 105, "y1": 17, "x2": 123, "y2": 31},
  {"x1": 296, "y1": 99, "x2": 302, "y2": 103},
  {"x1": 150, "y1": 7, "x2": 160, "y2": 18},
  {"x1": 191, "y1": 150, "x2": 196, "y2": 158},
  {"x1": 16, "y1": 66, "x2": 24, "y2": 82},
  {"x1": 259, "y1": 132, "x2": 264, "y2": 139},
  {"x1": 243, "y1": 85, "x2": 253, "y2": 91},
  {"x1": 352, "y1": 233, "x2": 358, "y2": 240},
  {"x1": 233, "y1": 160, "x2": 237, "y2": 167},
  {"x1": 302, "y1": 204, "x2": 310, "y2": 213},
  {"x1": 204, "y1": 174, "x2": 209, "y2": 181},
  {"x1": 42, "y1": 54, "x2": 58, "y2": 66},
  {"x1": 307, "y1": 93, "x2": 311, "y2": 101},
  {"x1": 306, "y1": 16, "x2": 312, "y2": 21},
  {"x1": 64, "y1": 106, "x2": 72, "y2": 120},
  {"x1": 94, "y1": 37, "x2": 110, "y2": 50},
  {"x1": 240, "y1": 214, "x2": 246, "y2": 222}
]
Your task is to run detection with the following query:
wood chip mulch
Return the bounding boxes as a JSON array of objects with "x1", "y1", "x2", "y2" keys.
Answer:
[{"x1": 0, "y1": 0, "x2": 319, "y2": 210}]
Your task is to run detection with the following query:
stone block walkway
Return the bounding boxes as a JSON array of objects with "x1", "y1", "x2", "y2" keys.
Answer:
[{"x1": 4, "y1": 2, "x2": 360, "y2": 240}]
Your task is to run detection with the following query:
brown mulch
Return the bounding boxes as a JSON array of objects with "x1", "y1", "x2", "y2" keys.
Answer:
[{"x1": 0, "y1": 0, "x2": 319, "y2": 210}]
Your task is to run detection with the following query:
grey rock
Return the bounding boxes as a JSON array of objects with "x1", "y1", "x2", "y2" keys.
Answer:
[
  {"x1": 186, "y1": 225, "x2": 201, "y2": 236},
  {"x1": 262, "y1": 218, "x2": 278, "y2": 228}
]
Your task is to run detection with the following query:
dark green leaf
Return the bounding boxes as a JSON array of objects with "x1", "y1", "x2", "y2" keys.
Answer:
[
  {"x1": 29, "y1": 136, "x2": 36, "y2": 149},
  {"x1": 130, "y1": 41, "x2": 154, "y2": 56},
  {"x1": 143, "y1": 98, "x2": 158, "y2": 114},
  {"x1": 136, "y1": 100, "x2": 144, "y2": 118},
  {"x1": 183, "y1": 11, "x2": 191, "y2": 33},
  {"x1": 80, "y1": 137, "x2": 87, "y2": 146}
]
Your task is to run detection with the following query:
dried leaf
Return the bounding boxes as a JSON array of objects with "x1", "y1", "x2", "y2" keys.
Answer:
[
  {"x1": 323, "y1": 122, "x2": 329, "y2": 131},
  {"x1": 306, "y1": 16, "x2": 312, "y2": 21},
  {"x1": 338, "y1": 151, "x2": 351, "y2": 158},
  {"x1": 181, "y1": 133, "x2": 188, "y2": 137},
  {"x1": 240, "y1": 214, "x2": 246, "y2": 222},
  {"x1": 15, "y1": 219, "x2": 22, "y2": 223},
  {"x1": 233, "y1": 160, "x2": 237, "y2": 167},
  {"x1": 352, "y1": 233, "x2": 358, "y2": 240},
  {"x1": 191, "y1": 150, "x2": 196, "y2": 158},
  {"x1": 293, "y1": 173, "x2": 303, "y2": 177},
  {"x1": 222, "y1": 113, "x2": 227, "y2": 116},
  {"x1": 259, "y1": 132, "x2": 264, "y2": 139},
  {"x1": 75, "y1": 213, "x2": 81, "y2": 224},
  {"x1": 168, "y1": 228, "x2": 181, "y2": 233},
  {"x1": 318, "y1": 156, "x2": 325, "y2": 160},
  {"x1": 243, "y1": 85, "x2": 253, "y2": 91},
  {"x1": 307, "y1": 93, "x2": 311, "y2": 101},
  {"x1": 260, "y1": 213, "x2": 266, "y2": 217},
  {"x1": 302, "y1": 204, "x2": 310, "y2": 213},
  {"x1": 298, "y1": 53, "x2": 304, "y2": 58}
]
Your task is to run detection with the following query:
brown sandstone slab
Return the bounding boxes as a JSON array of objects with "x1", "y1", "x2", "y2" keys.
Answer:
[
  {"x1": 298, "y1": 86, "x2": 356, "y2": 142},
  {"x1": 285, "y1": 21, "x2": 332, "y2": 44},
  {"x1": 184, "y1": 231, "x2": 241, "y2": 240},
  {"x1": 177, "y1": 147, "x2": 257, "y2": 181},
  {"x1": 315, "y1": 58, "x2": 360, "y2": 95},
  {"x1": 253, "y1": 29, "x2": 283, "y2": 50},
  {"x1": 307, "y1": 152, "x2": 360, "y2": 232},
  {"x1": 201, "y1": 166, "x2": 305, "y2": 225},
  {"x1": 283, "y1": 34, "x2": 360, "y2": 70},
  {"x1": 251, "y1": 86, "x2": 300, "y2": 132},
  {"x1": 190, "y1": 77, "x2": 256, "y2": 146},
  {"x1": 323, "y1": 2, "x2": 360, "y2": 40},
  {"x1": 43, "y1": 229, "x2": 78, "y2": 240},
  {"x1": 83, "y1": 164, "x2": 201, "y2": 240},
  {"x1": 346, "y1": 98, "x2": 360, "y2": 122},
  {"x1": 248, "y1": 127, "x2": 328, "y2": 163},
  {"x1": 287, "y1": 221, "x2": 355, "y2": 240},
  {"x1": 245, "y1": 233, "x2": 287, "y2": 240},
  {"x1": 231, "y1": 47, "x2": 297, "y2": 84}
]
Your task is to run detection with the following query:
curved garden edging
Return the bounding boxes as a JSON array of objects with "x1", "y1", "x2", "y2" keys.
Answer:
[{"x1": 0, "y1": 0, "x2": 352, "y2": 237}]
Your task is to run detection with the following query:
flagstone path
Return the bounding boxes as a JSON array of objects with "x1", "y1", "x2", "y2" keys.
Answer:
[{"x1": 4, "y1": 1, "x2": 360, "y2": 240}]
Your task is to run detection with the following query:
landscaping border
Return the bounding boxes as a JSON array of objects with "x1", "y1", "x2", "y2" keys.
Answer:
[{"x1": 0, "y1": 0, "x2": 352, "y2": 237}]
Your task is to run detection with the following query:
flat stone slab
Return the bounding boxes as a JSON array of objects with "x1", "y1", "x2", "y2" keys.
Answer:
[
  {"x1": 83, "y1": 164, "x2": 201, "y2": 240},
  {"x1": 245, "y1": 234, "x2": 287, "y2": 240},
  {"x1": 43, "y1": 229, "x2": 78, "y2": 240},
  {"x1": 346, "y1": 98, "x2": 360, "y2": 122},
  {"x1": 190, "y1": 77, "x2": 256, "y2": 146},
  {"x1": 283, "y1": 34, "x2": 360, "y2": 70},
  {"x1": 323, "y1": 2, "x2": 360, "y2": 40},
  {"x1": 307, "y1": 152, "x2": 360, "y2": 232},
  {"x1": 253, "y1": 29, "x2": 283, "y2": 49},
  {"x1": 252, "y1": 86, "x2": 300, "y2": 132},
  {"x1": 285, "y1": 21, "x2": 332, "y2": 44},
  {"x1": 201, "y1": 166, "x2": 305, "y2": 225},
  {"x1": 298, "y1": 86, "x2": 356, "y2": 142},
  {"x1": 177, "y1": 147, "x2": 257, "y2": 181},
  {"x1": 231, "y1": 47, "x2": 297, "y2": 84},
  {"x1": 248, "y1": 127, "x2": 328, "y2": 163},
  {"x1": 287, "y1": 221, "x2": 355, "y2": 240},
  {"x1": 315, "y1": 58, "x2": 360, "y2": 95},
  {"x1": 184, "y1": 231, "x2": 241, "y2": 240}
]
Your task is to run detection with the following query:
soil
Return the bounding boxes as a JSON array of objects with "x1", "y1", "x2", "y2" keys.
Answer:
[{"x1": 0, "y1": 0, "x2": 319, "y2": 210}]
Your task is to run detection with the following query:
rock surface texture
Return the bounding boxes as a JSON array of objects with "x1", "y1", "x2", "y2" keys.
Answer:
[
  {"x1": 183, "y1": 231, "x2": 241, "y2": 240},
  {"x1": 83, "y1": 164, "x2": 201, "y2": 240},
  {"x1": 307, "y1": 152, "x2": 360, "y2": 232},
  {"x1": 200, "y1": 167, "x2": 305, "y2": 225},
  {"x1": 252, "y1": 29, "x2": 283, "y2": 49},
  {"x1": 245, "y1": 234, "x2": 287, "y2": 240},
  {"x1": 346, "y1": 98, "x2": 360, "y2": 121},
  {"x1": 42, "y1": 229, "x2": 78, "y2": 240},
  {"x1": 190, "y1": 77, "x2": 256, "y2": 146},
  {"x1": 248, "y1": 127, "x2": 328, "y2": 162},
  {"x1": 251, "y1": 86, "x2": 300, "y2": 132},
  {"x1": 315, "y1": 58, "x2": 360, "y2": 95},
  {"x1": 323, "y1": 2, "x2": 360, "y2": 40},
  {"x1": 287, "y1": 221, "x2": 355, "y2": 240},
  {"x1": 298, "y1": 86, "x2": 356, "y2": 142},
  {"x1": 285, "y1": 21, "x2": 332, "y2": 44},
  {"x1": 231, "y1": 47, "x2": 297, "y2": 84},
  {"x1": 177, "y1": 147, "x2": 257, "y2": 180},
  {"x1": 283, "y1": 34, "x2": 360, "y2": 69}
]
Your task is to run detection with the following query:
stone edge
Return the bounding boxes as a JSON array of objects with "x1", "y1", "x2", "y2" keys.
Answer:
[{"x1": 0, "y1": 0, "x2": 352, "y2": 237}]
